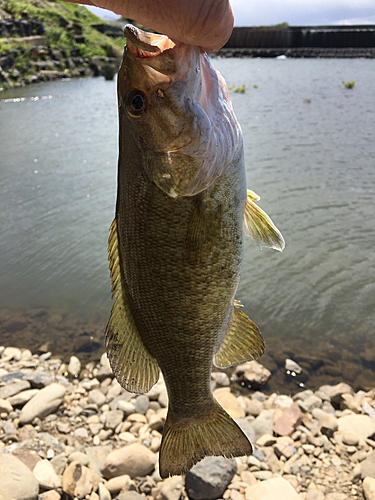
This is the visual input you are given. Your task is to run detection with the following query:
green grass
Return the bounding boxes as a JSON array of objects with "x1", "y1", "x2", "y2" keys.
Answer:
[{"x1": 0, "y1": 0, "x2": 124, "y2": 60}]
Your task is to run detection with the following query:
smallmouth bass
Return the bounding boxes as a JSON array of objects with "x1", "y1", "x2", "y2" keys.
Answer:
[{"x1": 106, "y1": 25, "x2": 285, "y2": 478}]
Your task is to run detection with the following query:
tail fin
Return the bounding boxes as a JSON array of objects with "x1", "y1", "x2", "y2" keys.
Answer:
[{"x1": 159, "y1": 399, "x2": 252, "y2": 478}]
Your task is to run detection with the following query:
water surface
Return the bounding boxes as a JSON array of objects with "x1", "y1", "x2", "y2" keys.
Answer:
[{"x1": 1, "y1": 58, "x2": 374, "y2": 391}]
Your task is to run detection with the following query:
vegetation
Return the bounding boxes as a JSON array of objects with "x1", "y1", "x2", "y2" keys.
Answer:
[
  {"x1": 342, "y1": 80, "x2": 355, "y2": 89},
  {"x1": 0, "y1": 0, "x2": 125, "y2": 88},
  {"x1": 228, "y1": 83, "x2": 247, "y2": 93}
]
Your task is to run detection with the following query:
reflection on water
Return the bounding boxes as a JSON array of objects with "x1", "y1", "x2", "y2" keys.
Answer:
[{"x1": 0, "y1": 59, "x2": 374, "y2": 391}]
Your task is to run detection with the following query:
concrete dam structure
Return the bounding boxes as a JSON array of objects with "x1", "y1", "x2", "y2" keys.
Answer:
[{"x1": 221, "y1": 25, "x2": 375, "y2": 57}]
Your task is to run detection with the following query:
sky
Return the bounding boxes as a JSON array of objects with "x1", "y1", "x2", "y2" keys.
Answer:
[{"x1": 86, "y1": 0, "x2": 375, "y2": 26}]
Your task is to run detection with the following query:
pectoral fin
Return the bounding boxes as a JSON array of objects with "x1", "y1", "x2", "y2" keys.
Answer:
[
  {"x1": 105, "y1": 219, "x2": 160, "y2": 394},
  {"x1": 214, "y1": 305, "x2": 265, "y2": 368},
  {"x1": 244, "y1": 189, "x2": 285, "y2": 251}
]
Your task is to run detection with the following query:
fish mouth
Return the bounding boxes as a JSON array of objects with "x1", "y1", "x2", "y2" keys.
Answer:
[{"x1": 124, "y1": 25, "x2": 176, "y2": 58}]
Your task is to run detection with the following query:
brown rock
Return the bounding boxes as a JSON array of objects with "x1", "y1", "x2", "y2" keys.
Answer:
[
  {"x1": 62, "y1": 461, "x2": 94, "y2": 499},
  {"x1": 274, "y1": 402, "x2": 302, "y2": 436},
  {"x1": 17, "y1": 423, "x2": 37, "y2": 441},
  {"x1": 12, "y1": 449, "x2": 41, "y2": 471}
]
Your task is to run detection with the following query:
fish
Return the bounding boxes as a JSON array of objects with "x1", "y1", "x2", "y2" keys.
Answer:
[{"x1": 105, "y1": 24, "x2": 285, "y2": 478}]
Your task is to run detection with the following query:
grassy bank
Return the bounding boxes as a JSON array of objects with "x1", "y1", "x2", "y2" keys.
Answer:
[{"x1": 0, "y1": 0, "x2": 125, "y2": 89}]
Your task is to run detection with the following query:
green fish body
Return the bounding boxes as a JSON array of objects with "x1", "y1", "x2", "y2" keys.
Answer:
[{"x1": 106, "y1": 25, "x2": 284, "y2": 478}]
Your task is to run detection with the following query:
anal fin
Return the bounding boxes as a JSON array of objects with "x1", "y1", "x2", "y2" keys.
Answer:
[
  {"x1": 214, "y1": 305, "x2": 265, "y2": 368},
  {"x1": 244, "y1": 189, "x2": 285, "y2": 251},
  {"x1": 105, "y1": 219, "x2": 160, "y2": 394}
]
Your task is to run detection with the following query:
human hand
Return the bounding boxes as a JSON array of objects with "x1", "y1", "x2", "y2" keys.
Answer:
[{"x1": 61, "y1": 0, "x2": 234, "y2": 52}]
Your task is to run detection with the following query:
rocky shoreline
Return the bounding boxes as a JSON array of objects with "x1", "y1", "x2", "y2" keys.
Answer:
[{"x1": 1, "y1": 346, "x2": 375, "y2": 500}]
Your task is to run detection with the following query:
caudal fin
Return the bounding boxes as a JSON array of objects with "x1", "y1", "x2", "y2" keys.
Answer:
[{"x1": 159, "y1": 399, "x2": 252, "y2": 478}]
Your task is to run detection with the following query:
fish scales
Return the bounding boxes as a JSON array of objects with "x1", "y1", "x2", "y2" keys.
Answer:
[{"x1": 106, "y1": 24, "x2": 285, "y2": 478}]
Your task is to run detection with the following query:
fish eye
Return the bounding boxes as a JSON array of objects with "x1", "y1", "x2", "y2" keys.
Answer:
[{"x1": 126, "y1": 89, "x2": 146, "y2": 117}]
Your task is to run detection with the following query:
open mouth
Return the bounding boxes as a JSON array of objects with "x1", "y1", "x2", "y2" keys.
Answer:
[{"x1": 124, "y1": 25, "x2": 175, "y2": 58}]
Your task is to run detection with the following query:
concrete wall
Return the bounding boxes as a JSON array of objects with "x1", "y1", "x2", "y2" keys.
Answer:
[{"x1": 225, "y1": 26, "x2": 375, "y2": 49}]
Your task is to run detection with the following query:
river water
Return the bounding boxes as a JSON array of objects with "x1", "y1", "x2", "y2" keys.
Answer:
[{"x1": 0, "y1": 57, "x2": 374, "y2": 391}]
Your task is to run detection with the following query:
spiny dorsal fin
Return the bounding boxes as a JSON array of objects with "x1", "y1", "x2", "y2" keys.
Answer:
[
  {"x1": 214, "y1": 305, "x2": 265, "y2": 368},
  {"x1": 243, "y1": 189, "x2": 285, "y2": 251},
  {"x1": 105, "y1": 219, "x2": 160, "y2": 394}
]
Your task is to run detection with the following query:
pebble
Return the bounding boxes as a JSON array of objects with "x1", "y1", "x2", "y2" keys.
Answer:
[
  {"x1": 88, "y1": 388, "x2": 107, "y2": 407},
  {"x1": 0, "y1": 345, "x2": 374, "y2": 500},
  {"x1": 68, "y1": 355, "x2": 81, "y2": 377},
  {"x1": 155, "y1": 475, "x2": 183, "y2": 500},
  {"x1": 252, "y1": 409, "x2": 274, "y2": 440},
  {"x1": 33, "y1": 458, "x2": 62, "y2": 489},
  {"x1": 135, "y1": 394, "x2": 149, "y2": 414},
  {"x1": 285, "y1": 358, "x2": 303, "y2": 374}
]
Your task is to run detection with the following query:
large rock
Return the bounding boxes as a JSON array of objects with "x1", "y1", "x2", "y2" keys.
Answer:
[
  {"x1": 234, "y1": 361, "x2": 271, "y2": 390},
  {"x1": 100, "y1": 443, "x2": 156, "y2": 479},
  {"x1": 244, "y1": 477, "x2": 301, "y2": 500},
  {"x1": 19, "y1": 383, "x2": 66, "y2": 424},
  {"x1": 338, "y1": 414, "x2": 375, "y2": 441},
  {"x1": 185, "y1": 456, "x2": 236, "y2": 500},
  {"x1": 0, "y1": 453, "x2": 39, "y2": 500},
  {"x1": 363, "y1": 477, "x2": 375, "y2": 500}
]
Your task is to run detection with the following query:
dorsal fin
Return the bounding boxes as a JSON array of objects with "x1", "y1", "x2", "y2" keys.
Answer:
[
  {"x1": 214, "y1": 305, "x2": 265, "y2": 368},
  {"x1": 243, "y1": 189, "x2": 285, "y2": 251},
  {"x1": 105, "y1": 219, "x2": 160, "y2": 394}
]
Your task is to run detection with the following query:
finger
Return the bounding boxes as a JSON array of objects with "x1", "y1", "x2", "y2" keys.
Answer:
[{"x1": 60, "y1": 0, "x2": 233, "y2": 52}]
